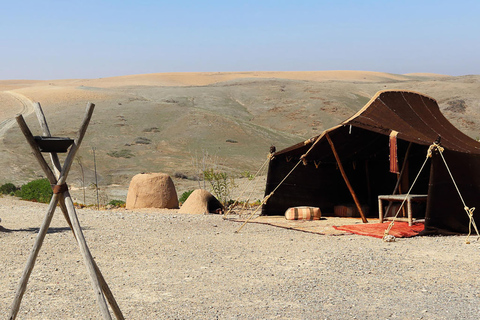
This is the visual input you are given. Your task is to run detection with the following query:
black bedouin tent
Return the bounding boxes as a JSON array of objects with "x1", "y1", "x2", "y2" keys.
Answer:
[{"x1": 262, "y1": 90, "x2": 480, "y2": 235}]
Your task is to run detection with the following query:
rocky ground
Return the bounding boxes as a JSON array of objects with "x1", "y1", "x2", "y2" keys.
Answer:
[{"x1": 1, "y1": 195, "x2": 480, "y2": 319}]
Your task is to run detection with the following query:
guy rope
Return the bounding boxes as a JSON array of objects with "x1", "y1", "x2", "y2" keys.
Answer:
[
  {"x1": 223, "y1": 157, "x2": 270, "y2": 218},
  {"x1": 383, "y1": 141, "x2": 480, "y2": 244},
  {"x1": 234, "y1": 135, "x2": 324, "y2": 233}
]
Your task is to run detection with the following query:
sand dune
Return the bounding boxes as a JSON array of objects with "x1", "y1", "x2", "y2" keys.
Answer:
[
  {"x1": 0, "y1": 70, "x2": 448, "y2": 106},
  {"x1": 404, "y1": 72, "x2": 450, "y2": 77},
  {"x1": 0, "y1": 70, "x2": 444, "y2": 111},
  {"x1": 1, "y1": 70, "x2": 447, "y2": 90},
  {"x1": 57, "y1": 70, "x2": 440, "y2": 88}
]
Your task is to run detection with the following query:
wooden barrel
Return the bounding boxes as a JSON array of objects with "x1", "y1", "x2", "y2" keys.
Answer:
[{"x1": 285, "y1": 206, "x2": 321, "y2": 220}]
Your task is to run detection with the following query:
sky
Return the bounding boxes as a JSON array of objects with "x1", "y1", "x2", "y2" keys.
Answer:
[{"x1": 1, "y1": 0, "x2": 479, "y2": 80}]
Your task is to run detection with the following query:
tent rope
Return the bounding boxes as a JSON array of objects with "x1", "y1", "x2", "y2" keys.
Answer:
[
  {"x1": 234, "y1": 159, "x2": 303, "y2": 232},
  {"x1": 383, "y1": 142, "x2": 479, "y2": 243},
  {"x1": 435, "y1": 147, "x2": 480, "y2": 244},
  {"x1": 223, "y1": 157, "x2": 270, "y2": 217},
  {"x1": 235, "y1": 134, "x2": 324, "y2": 233},
  {"x1": 382, "y1": 149, "x2": 431, "y2": 242}
]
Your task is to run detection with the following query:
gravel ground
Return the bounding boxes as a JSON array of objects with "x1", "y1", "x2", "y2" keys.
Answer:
[{"x1": 1, "y1": 195, "x2": 480, "y2": 320}]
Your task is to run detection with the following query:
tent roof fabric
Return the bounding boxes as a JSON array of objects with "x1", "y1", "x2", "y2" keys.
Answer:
[{"x1": 276, "y1": 90, "x2": 480, "y2": 156}]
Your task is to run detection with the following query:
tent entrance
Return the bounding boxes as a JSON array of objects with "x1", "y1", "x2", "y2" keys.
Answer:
[
  {"x1": 332, "y1": 136, "x2": 431, "y2": 220},
  {"x1": 262, "y1": 127, "x2": 431, "y2": 219}
]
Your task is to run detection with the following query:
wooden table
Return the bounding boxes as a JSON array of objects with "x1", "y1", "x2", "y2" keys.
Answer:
[{"x1": 378, "y1": 194, "x2": 428, "y2": 226}]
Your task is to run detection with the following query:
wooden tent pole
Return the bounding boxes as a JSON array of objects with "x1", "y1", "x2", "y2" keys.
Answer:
[
  {"x1": 384, "y1": 142, "x2": 412, "y2": 218},
  {"x1": 392, "y1": 143, "x2": 412, "y2": 195},
  {"x1": 326, "y1": 133, "x2": 368, "y2": 223}
]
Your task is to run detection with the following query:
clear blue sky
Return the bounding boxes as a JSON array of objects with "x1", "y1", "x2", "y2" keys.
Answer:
[{"x1": 2, "y1": 0, "x2": 479, "y2": 80}]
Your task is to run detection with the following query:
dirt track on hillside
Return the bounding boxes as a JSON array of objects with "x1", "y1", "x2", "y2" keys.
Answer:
[
  {"x1": 0, "y1": 92, "x2": 35, "y2": 139},
  {"x1": 1, "y1": 196, "x2": 479, "y2": 319}
]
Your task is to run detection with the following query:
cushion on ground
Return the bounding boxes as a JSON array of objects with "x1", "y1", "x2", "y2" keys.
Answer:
[{"x1": 285, "y1": 206, "x2": 322, "y2": 220}]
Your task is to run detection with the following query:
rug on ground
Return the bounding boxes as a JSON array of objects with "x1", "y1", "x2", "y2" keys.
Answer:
[{"x1": 333, "y1": 221, "x2": 424, "y2": 238}]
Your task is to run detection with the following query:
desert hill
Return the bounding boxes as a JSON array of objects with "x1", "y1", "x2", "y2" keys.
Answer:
[{"x1": 1, "y1": 71, "x2": 479, "y2": 204}]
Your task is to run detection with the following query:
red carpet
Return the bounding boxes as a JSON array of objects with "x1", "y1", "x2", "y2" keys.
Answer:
[{"x1": 333, "y1": 221, "x2": 424, "y2": 238}]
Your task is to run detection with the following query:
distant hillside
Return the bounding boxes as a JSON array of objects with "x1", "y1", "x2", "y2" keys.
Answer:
[{"x1": 1, "y1": 71, "x2": 479, "y2": 203}]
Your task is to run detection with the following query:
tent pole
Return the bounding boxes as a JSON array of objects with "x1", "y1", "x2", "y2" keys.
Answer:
[
  {"x1": 326, "y1": 133, "x2": 368, "y2": 223},
  {"x1": 384, "y1": 142, "x2": 412, "y2": 218}
]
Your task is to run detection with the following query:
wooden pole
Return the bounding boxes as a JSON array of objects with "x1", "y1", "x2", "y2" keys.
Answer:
[
  {"x1": 63, "y1": 191, "x2": 112, "y2": 320},
  {"x1": 325, "y1": 133, "x2": 368, "y2": 223},
  {"x1": 384, "y1": 142, "x2": 412, "y2": 219},
  {"x1": 33, "y1": 103, "x2": 75, "y2": 229},
  {"x1": 92, "y1": 258, "x2": 125, "y2": 320},
  {"x1": 15, "y1": 115, "x2": 56, "y2": 183},
  {"x1": 8, "y1": 194, "x2": 60, "y2": 320},
  {"x1": 37, "y1": 102, "x2": 123, "y2": 319},
  {"x1": 34, "y1": 102, "x2": 62, "y2": 176},
  {"x1": 11, "y1": 102, "x2": 123, "y2": 319},
  {"x1": 58, "y1": 103, "x2": 95, "y2": 185},
  {"x1": 52, "y1": 103, "x2": 112, "y2": 319}
]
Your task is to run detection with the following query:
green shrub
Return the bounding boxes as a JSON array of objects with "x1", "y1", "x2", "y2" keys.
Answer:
[
  {"x1": 179, "y1": 190, "x2": 194, "y2": 203},
  {"x1": 16, "y1": 178, "x2": 53, "y2": 203},
  {"x1": 0, "y1": 182, "x2": 17, "y2": 195},
  {"x1": 108, "y1": 199, "x2": 126, "y2": 207},
  {"x1": 240, "y1": 171, "x2": 255, "y2": 180},
  {"x1": 203, "y1": 169, "x2": 236, "y2": 206}
]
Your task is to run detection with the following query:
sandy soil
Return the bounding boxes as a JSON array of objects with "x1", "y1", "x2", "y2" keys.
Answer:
[{"x1": 1, "y1": 195, "x2": 480, "y2": 319}]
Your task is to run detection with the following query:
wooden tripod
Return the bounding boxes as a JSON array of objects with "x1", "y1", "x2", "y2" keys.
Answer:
[{"x1": 9, "y1": 102, "x2": 124, "y2": 320}]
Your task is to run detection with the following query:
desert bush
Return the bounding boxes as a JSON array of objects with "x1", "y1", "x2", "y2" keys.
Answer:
[
  {"x1": 107, "y1": 149, "x2": 135, "y2": 158},
  {"x1": 240, "y1": 170, "x2": 255, "y2": 180},
  {"x1": 108, "y1": 199, "x2": 126, "y2": 207},
  {"x1": 174, "y1": 172, "x2": 189, "y2": 179},
  {"x1": 0, "y1": 182, "x2": 17, "y2": 195},
  {"x1": 179, "y1": 190, "x2": 194, "y2": 203},
  {"x1": 135, "y1": 137, "x2": 151, "y2": 144},
  {"x1": 16, "y1": 178, "x2": 53, "y2": 203},
  {"x1": 203, "y1": 169, "x2": 236, "y2": 206}
]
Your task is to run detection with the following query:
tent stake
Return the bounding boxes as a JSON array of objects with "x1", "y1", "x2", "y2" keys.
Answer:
[{"x1": 326, "y1": 133, "x2": 368, "y2": 223}]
